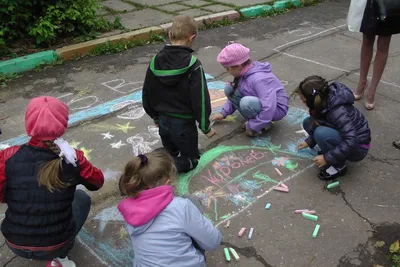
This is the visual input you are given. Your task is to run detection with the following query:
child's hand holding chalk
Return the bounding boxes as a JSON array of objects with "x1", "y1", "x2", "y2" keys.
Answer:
[{"x1": 206, "y1": 128, "x2": 216, "y2": 138}]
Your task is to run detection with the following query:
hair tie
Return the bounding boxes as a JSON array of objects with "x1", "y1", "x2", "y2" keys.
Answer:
[
  {"x1": 312, "y1": 89, "x2": 318, "y2": 96},
  {"x1": 137, "y1": 154, "x2": 148, "y2": 166}
]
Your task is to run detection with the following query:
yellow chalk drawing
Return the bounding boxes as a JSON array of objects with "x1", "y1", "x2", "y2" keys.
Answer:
[
  {"x1": 80, "y1": 147, "x2": 93, "y2": 160},
  {"x1": 119, "y1": 226, "x2": 128, "y2": 239},
  {"x1": 225, "y1": 115, "x2": 236, "y2": 122},
  {"x1": 69, "y1": 141, "x2": 82, "y2": 149},
  {"x1": 116, "y1": 122, "x2": 135, "y2": 133}
]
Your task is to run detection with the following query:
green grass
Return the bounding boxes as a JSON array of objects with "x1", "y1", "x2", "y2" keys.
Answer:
[
  {"x1": 0, "y1": 73, "x2": 21, "y2": 87},
  {"x1": 88, "y1": 32, "x2": 167, "y2": 56}
]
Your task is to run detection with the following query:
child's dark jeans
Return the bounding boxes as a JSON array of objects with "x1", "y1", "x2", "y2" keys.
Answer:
[
  {"x1": 158, "y1": 114, "x2": 200, "y2": 173},
  {"x1": 7, "y1": 190, "x2": 91, "y2": 260}
]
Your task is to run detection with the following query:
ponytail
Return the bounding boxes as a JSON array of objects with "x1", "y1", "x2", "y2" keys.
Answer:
[
  {"x1": 38, "y1": 140, "x2": 66, "y2": 192},
  {"x1": 119, "y1": 158, "x2": 143, "y2": 197},
  {"x1": 298, "y1": 75, "x2": 329, "y2": 116},
  {"x1": 119, "y1": 150, "x2": 178, "y2": 198}
]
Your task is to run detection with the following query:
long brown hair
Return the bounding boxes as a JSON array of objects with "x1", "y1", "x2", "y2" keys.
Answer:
[
  {"x1": 119, "y1": 150, "x2": 178, "y2": 198},
  {"x1": 38, "y1": 140, "x2": 67, "y2": 192},
  {"x1": 298, "y1": 75, "x2": 330, "y2": 116}
]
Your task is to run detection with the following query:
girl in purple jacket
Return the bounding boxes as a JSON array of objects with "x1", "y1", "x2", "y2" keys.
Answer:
[{"x1": 211, "y1": 43, "x2": 289, "y2": 137}]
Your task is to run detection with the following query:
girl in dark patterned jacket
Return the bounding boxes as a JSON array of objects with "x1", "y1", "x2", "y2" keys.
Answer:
[{"x1": 296, "y1": 76, "x2": 371, "y2": 180}]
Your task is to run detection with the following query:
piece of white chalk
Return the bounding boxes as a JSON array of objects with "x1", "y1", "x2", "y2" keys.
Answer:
[
  {"x1": 275, "y1": 168, "x2": 283, "y2": 176},
  {"x1": 248, "y1": 227, "x2": 254, "y2": 240},
  {"x1": 238, "y1": 227, "x2": 246, "y2": 237},
  {"x1": 224, "y1": 220, "x2": 231, "y2": 228},
  {"x1": 265, "y1": 203, "x2": 271, "y2": 210}
]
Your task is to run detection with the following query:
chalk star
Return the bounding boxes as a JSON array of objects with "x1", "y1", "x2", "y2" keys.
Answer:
[
  {"x1": 110, "y1": 141, "x2": 126, "y2": 149},
  {"x1": 225, "y1": 115, "x2": 236, "y2": 122},
  {"x1": 69, "y1": 141, "x2": 82, "y2": 149},
  {"x1": 101, "y1": 132, "x2": 114, "y2": 140},
  {"x1": 116, "y1": 122, "x2": 135, "y2": 133},
  {"x1": 80, "y1": 147, "x2": 93, "y2": 160}
]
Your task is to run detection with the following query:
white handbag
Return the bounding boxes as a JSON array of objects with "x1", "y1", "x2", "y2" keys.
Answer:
[{"x1": 347, "y1": 0, "x2": 368, "y2": 32}]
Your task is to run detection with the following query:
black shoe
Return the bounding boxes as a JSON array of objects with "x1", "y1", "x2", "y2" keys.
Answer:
[
  {"x1": 318, "y1": 151, "x2": 323, "y2": 155},
  {"x1": 318, "y1": 165, "x2": 347, "y2": 180},
  {"x1": 393, "y1": 141, "x2": 400, "y2": 149}
]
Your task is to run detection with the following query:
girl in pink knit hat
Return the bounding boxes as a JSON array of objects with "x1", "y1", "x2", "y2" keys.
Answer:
[
  {"x1": 0, "y1": 96, "x2": 104, "y2": 267},
  {"x1": 211, "y1": 43, "x2": 289, "y2": 136}
]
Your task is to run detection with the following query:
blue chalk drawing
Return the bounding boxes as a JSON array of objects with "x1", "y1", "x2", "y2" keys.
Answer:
[
  {"x1": 286, "y1": 107, "x2": 309, "y2": 125},
  {"x1": 78, "y1": 229, "x2": 133, "y2": 266},
  {"x1": 0, "y1": 73, "x2": 226, "y2": 150}
]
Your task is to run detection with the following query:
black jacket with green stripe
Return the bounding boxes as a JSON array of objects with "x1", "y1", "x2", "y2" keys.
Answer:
[{"x1": 142, "y1": 45, "x2": 212, "y2": 134}]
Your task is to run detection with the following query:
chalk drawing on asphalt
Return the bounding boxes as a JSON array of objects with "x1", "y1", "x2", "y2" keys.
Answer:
[
  {"x1": 101, "y1": 132, "x2": 115, "y2": 140},
  {"x1": 110, "y1": 141, "x2": 127, "y2": 149},
  {"x1": 116, "y1": 122, "x2": 135, "y2": 133},
  {"x1": 102, "y1": 79, "x2": 143, "y2": 94},
  {"x1": 127, "y1": 134, "x2": 159, "y2": 156}
]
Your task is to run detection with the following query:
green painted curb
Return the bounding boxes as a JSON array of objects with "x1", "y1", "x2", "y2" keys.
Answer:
[
  {"x1": 273, "y1": 1, "x2": 288, "y2": 10},
  {"x1": 0, "y1": 50, "x2": 58, "y2": 75},
  {"x1": 240, "y1": 5, "x2": 274, "y2": 17}
]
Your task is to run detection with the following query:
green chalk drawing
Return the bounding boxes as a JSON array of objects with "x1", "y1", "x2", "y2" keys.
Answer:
[
  {"x1": 178, "y1": 145, "x2": 306, "y2": 195},
  {"x1": 220, "y1": 213, "x2": 231, "y2": 220},
  {"x1": 214, "y1": 200, "x2": 218, "y2": 221},
  {"x1": 253, "y1": 171, "x2": 279, "y2": 184},
  {"x1": 285, "y1": 161, "x2": 299, "y2": 171}
]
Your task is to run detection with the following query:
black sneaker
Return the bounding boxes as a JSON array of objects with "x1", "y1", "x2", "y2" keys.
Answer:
[
  {"x1": 393, "y1": 141, "x2": 400, "y2": 149},
  {"x1": 318, "y1": 165, "x2": 347, "y2": 180}
]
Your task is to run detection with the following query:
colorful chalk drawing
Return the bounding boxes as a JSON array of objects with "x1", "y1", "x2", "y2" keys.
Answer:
[{"x1": 176, "y1": 141, "x2": 311, "y2": 222}]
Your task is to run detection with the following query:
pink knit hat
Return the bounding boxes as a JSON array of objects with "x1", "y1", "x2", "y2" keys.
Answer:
[
  {"x1": 217, "y1": 43, "x2": 251, "y2": 67},
  {"x1": 25, "y1": 96, "x2": 69, "y2": 140}
]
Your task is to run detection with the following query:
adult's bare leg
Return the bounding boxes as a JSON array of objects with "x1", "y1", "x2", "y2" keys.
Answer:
[
  {"x1": 366, "y1": 35, "x2": 392, "y2": 106},
  {"x1": 355, "y1": 34, "x2": 375, "y2": 98}
]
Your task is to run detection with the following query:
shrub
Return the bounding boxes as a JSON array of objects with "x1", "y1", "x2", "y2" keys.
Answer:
[{"x1": 0, "y1": 0, "x2": 111, "y2": 54}]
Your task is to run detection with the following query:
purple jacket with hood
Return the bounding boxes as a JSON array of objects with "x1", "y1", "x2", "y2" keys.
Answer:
[{"x1": 221, "y1": 61, "x2": 289, "y2": 132}]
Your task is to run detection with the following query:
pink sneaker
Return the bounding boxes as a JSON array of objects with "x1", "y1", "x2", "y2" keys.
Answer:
[{"x1": 45, "y1": 257, "x2": 76, "y2": 267}]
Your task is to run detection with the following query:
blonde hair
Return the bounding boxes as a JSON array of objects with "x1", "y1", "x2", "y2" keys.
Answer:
[
  {"x1": 169, "y1": 15, "x2": 198, "y2": 41},
  {"x1": 38, "y1": 140, "x2": 67, "y2": 192},
  {"x1": 119, "y1": 150, "x2": 178, "y2": 198}
]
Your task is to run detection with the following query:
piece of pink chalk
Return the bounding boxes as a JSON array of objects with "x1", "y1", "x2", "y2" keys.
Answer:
[
  {"x1": 275, "y1": 168, "x2": 283, "y2": 176},
  {"x1": 295, "y1": 209, "x2": 317, "y2": 214},
  {"x1": 295, "y1": 209, "x2": 309, "y2": 214},
  {"x1": 238, "y1": 227, "x2": 246, "y2": 237},
  {"x1": 280, "y1": 183, "x2": 288, "y2": 189},
  {"x1": 274, "y1": 186, "x2": 289, "y2": 193}
]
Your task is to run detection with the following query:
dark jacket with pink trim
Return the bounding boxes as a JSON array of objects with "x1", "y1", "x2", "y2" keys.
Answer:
[{"x1": 0, "y1": 138, "x2": 104, "y2": 248}]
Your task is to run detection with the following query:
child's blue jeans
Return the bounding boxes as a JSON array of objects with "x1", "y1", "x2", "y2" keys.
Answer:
[
  {"x1": 224, "y1": 84, "x2": 261, "y2": 120},
  {"x1": 303, "y1": 116, "x2": 369, "y2": 167}
]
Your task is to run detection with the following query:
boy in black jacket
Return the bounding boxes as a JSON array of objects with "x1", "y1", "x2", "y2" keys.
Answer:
[{"x1": 142, "y1": 15, "x2": 215, "y2": 173}]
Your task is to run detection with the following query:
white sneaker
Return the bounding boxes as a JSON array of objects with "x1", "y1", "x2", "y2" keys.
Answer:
[{"x1": 45, "y1": 257, "x2": 76, "y2": 267}]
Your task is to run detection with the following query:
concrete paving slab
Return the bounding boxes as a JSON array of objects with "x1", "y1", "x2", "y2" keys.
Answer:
[
  {"x1": 179, "y1": 8, "x2": 212, "y2": 17},
  {"x1": 183, "y1": 0, "x2": 212, "y2": 7},
  {"x1": 125, "y1": 0, "x2": 180, "y2": 6},
  {"x1": 101, "y1": 0, "x2": 136, "y2": 12},
  {"x1": 202, "y1": 4, "x2": 233, "y2": 13},
  {"x1": 106, "y1": 9, "x2": 174, "y2": 30},
  {"x1": 157, "y1": 3, "x2": 190, "y2": 12}
]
